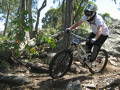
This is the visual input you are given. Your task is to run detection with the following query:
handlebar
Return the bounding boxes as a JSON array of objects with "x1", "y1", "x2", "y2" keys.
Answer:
[{"x1": 70, "y1": 32, "x2": 86, "y2": 41}]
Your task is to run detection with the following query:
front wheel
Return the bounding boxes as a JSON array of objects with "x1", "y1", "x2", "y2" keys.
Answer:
[
  {"x1": 49, "y1": 49, "x2": 73, "y2": 79},
  {"x1": 88, "y1": 49, "x2": 108, "y2": 74}
]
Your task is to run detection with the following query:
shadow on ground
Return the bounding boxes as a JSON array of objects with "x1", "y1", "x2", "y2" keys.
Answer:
[{"x1": 37, "y1": 75, "x2": 93, "y2": 90}]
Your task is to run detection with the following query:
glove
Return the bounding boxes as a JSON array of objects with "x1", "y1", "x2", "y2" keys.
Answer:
[
  {"x1": 91, "y1": 38, "x2": 96, "y2": 43},
  {"x1": 65, "y1": 28, "x2": 71, "y2": 33}
]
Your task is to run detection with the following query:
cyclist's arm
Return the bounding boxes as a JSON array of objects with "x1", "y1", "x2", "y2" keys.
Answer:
[
  {"x1": 95, "y1": 25, "x2": 103, "y2": 39},
  {"x1": 95, "y1": 16, "x2": 105, "y2": 40},
  {"x1": 68, "y1": 20, "x2": 83, "y2": 30}
]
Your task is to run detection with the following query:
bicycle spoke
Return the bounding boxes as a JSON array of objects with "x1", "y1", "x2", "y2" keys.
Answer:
[{"x1": 49, "y1": 50, "x2": 73, "y2": 79}]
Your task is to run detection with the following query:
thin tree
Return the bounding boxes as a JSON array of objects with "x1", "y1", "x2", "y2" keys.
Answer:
[
  {"x1": 27, "y1": 0, "x2": 33, "y2": 39},
  {"x1": 34, "y1": 0, "x2": 47, "y2": 36},
  {"x1": 3, "y1": 2, "x2": 10, "y2": 36}
]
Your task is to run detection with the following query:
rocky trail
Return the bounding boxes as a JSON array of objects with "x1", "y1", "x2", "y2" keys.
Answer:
[
  {"x1": 0, "y1": 57, "x2": 120, "y2": 90},
  {"x1": 0, "y1": 20, "x2": 120, "y2": 90}
]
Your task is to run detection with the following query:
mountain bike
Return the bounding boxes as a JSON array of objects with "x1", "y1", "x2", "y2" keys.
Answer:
[{"x1": 49, "y1": 30, "x2": 108, "y2": 79}]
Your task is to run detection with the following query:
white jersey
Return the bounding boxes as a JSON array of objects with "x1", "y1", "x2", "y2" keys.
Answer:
[{"x1": 81, "y1": 14, "x2": 109, "y2": 36}]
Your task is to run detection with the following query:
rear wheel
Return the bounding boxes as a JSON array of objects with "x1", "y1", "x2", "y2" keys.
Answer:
[
  {"x1": 49, "y1": 49, "x2": 73, "y2": 79},
  {"x1": 88, "y1": 49, "x2": 108, "y2": 74}
]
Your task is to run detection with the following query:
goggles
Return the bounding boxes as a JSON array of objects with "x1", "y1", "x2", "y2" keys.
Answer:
[{"x1": 84, "y1": 10, "x2": 94, "y2": 17}]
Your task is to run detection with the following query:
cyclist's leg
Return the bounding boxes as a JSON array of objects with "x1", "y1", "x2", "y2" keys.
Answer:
[
  {"x1": 90, "y1": 35, "x2": 108, "y2": 62},
  {"x1": 85, "y1": 33, "x2": 95, "y2": 53}
]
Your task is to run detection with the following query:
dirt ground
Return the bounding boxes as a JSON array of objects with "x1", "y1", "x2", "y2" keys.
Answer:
[{"x1": 0, "y1": 58, "x2": 120, "y2": 90}]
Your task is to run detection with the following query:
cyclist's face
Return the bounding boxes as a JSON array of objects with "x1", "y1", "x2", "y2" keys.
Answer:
[{"x1": 84, "y1": 10, "x2": 94, "y2": 17}]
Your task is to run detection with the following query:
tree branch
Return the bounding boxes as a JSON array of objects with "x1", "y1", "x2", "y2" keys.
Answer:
[
  {"x1": 38, "y1": 0, "x2": 47, "y2": 12},
  {"x1": 34, "y1": 0, "x2": 47, "y2": 36}
]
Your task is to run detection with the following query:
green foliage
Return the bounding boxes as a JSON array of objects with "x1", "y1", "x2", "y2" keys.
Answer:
[
  {"x1": 0, "y1": 40, "x2": 19, "y2": 57},
  {"x1": 0, "y1": 0, "x2": 19, "y2": 14},
  {"x1": 8, "y1": 10, "x2": 35, "y2": 41},
  {"x1": 42, "y1": 0, "x2": 90, "y2": 28},
  {"x1": 101, "y1": 13, "x2": 112, "y2": 25},
  {"x1": 8, "y1": 17, "x2": 24, "y2": 42},
  {"x1": 36, "y1": 28, "x2": 57, "y2": 49},
  {"x1": 0, "y1": 35, "x2": 7, "y2": 41},
  {"x1": 23, "y1": 44, "x2": 39, "y2": 60},
  {"x1": 102, "y1": 13, "x2": 110, "y2": 20},
  {"x1": 1, "y1": 10, "x2": 35, "y2": 58},
  {"x1": 19, "y1": 28, "x2": 57, "y2": 60},
  {"x1": 72, "y1": 0, "x2": 87, "y2": 22},
  {"x1": 42, "y1": 8, "x2": 61, "y2": 29}
]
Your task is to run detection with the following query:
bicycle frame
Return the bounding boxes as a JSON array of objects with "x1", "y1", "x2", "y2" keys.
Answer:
[
  {"x1": 67, "y1": 31, "x2": 88, "y2": 62},
  {"x1": 49, "y1": 31, "x2": 109, "y2": 79}
]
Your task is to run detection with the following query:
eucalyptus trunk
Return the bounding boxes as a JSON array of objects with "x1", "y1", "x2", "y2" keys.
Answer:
[
  {"x1": 64, "y1": 0, "x2": 73, "y2": 28},
  {"x1": 19, "y1": 0, "x2": 25, "y2": 30},
  {"x1": 61, "y1": 0, "x2": 65, "y2": 29},
  {"x1": 15, "y1": 0, "x2": 26, "y2": 44},
  {"x1": 28, "y1": 0, "x2": 33, "y2": 39},
  {"x1": 3, "y1": 8, "x2": 10, "y2": 36},
  {"x1": 63, "y1": 0, "x2": 73, "y2": 49}
]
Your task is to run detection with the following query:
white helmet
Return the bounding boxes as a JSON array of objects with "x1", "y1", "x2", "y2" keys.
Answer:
[{"x1": 84, "y1": 3, "x2": 97, "y2": 20}]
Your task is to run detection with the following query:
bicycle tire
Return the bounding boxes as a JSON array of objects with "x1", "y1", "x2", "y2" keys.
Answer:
[
  {"x1": 88, "y1": 49, "x2": 108, "y2": 74},
  {"x1": 49, "y1": 49, "x2": 73, "y2": 79}
]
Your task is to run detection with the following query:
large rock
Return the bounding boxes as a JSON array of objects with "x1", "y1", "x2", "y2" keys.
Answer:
[
  {"x1": 102, "y1": 20, "x2": 120, "y2": 57},
  {"x1": 0, "y1": 74, "x2": 30, "y2": 86},
  {"x1": 66, "y1": 80, "x2": 82, "y2": 90}
]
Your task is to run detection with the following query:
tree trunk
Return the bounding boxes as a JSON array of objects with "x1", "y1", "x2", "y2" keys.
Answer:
[
  {"x1": 61, "y1": 0, "x2": 65, "y2": 30},
  {"x1": 3, "y1": 8, "x2": 10, "y2": 36},
  {"x1": 28, "y1": 0, "x2": 33, "y2": 39},
  {"x1": 34, "y1": 0, "x2": 47, "y2": 37},
  {"x1": 64, "y1": 0, "x2": 73, "y2": 29},
  {"x1": 19, "y1": 0, "x2": 25, "y2": 30},
  {"x1": 63, "y1": 0, "x2": 73, "y2": 49}
]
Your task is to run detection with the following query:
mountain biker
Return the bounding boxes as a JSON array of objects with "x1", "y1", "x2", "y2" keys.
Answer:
[{"x1": 67, "y1": 3, "x2": 109, "y2": 65}]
